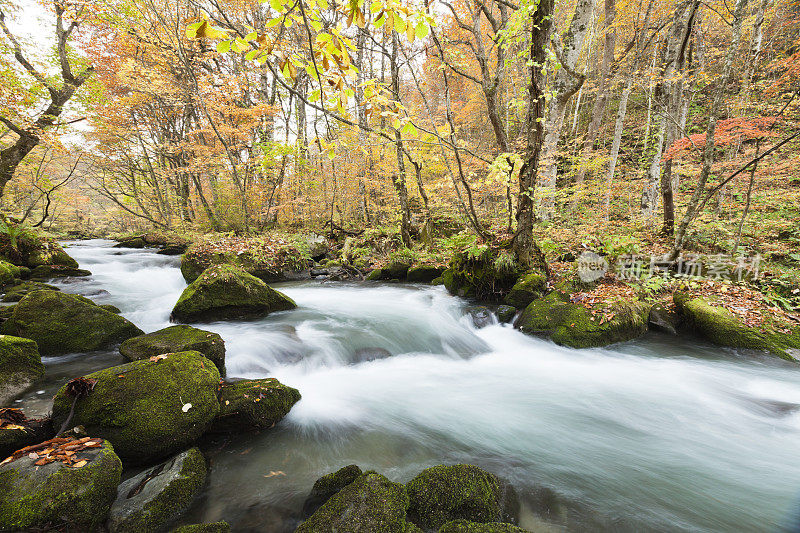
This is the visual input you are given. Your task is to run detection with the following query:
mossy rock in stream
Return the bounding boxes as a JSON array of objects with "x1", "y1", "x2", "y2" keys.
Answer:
[
  {"x1": 504, "y1": 271, "x2": 547, "y2": 309},
  {"x1": 0, "y1": 416, "x2": 54, "y2": 460},
  {"x1": 51, "y1": 351, "x2": 220, "y2": 464},
  {"x1": 0, "y1": 261, "x2": 21, "y2": 287},
  {"x1": 0, "y1": 290, "x2": 143, "y2": 356},
  {"x1": 171, "y1": 522, "x2": 231, "y2": 533},
  {"x1": 442, "y1": 248, "x2": 544, "y2": 302},
  {"x1": 171, "y1": 265, "x2": 296, "y2": 323},
  {"x1": 1, "y1": 281, "x2": 58, "y2": 302},
  {"x1": 673, "y1": 292, "x2": 800, "y2": 361},
  {"x1": 407, "y1": 265, "x2": 445, "y2": 283},
  {"x1": 0, "y1": 227, "x2": 78, "y2": 269},
  {"x1": 302, "y1": 464, "x2": 363, "y2": 518},
  {"x1": 297, "y1": 472, "x2": 413, "y2": 533},
  {"x1": 0, "y1": 439, "x2": 122, "y2": 531},
  {"x1": 108, "y1": 447, "x2": 207, "y2": 533},
  {"x1": 0, "y1": 335, "x2": 44, "y2": 406},
  {"x1": 517, "y1": 291, "x2": 649, "y2": 348},
  {"x1": 438, "y1": 520, "x2": 532, "y2": 533},
  {"x1": 406, "y1": 464, "x2": 519, "y2": 531},
  {"x1": 120, "y1": 325, "x2": 226, "y2": 374},
  {"x1": 113, "y1": 237, "x2": 147, "y2": 249},
  {"x1": 209, "y1": 377, "x2": 300, "y2": 433},
  {"x1": 29, "y1": 264, "x2": 92, "y2": 279}
]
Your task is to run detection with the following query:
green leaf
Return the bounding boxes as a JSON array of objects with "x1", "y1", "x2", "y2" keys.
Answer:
[
  {"x1": 216, "y1": 40, "x2": 231, "y2": 53},
  {"x1": 245, "y1": 49, "x2": 260, "y2": 61},
  {"x1": 415, "y1": 22, "x2": 429, "y2": 39}
]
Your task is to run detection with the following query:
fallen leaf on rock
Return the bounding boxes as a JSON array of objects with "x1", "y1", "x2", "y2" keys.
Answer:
[
  {"x1": 149, "y1": 354, "x2": 169, "y2": 362},
  {"x1": 72, "y1": 460, "x2": 87, "y2": 468}
]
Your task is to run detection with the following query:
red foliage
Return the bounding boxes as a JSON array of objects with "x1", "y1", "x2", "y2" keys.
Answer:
[{"x1": 663, "y1": 117, "x2": 780, "y2": 161}]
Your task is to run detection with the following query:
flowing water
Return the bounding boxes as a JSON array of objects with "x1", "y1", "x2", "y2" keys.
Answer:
[{"x1": 11, "y1": 240, "x2": 800, "y2": 532}]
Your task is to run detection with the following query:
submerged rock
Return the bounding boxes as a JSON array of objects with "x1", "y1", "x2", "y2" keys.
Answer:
[
  {"x1": 297, "y1": 472, "x2": 412, "y2": 533},
  {"x1": 29, "y1": 264, "x2": 92, "y2": 279},
  {"x1": 1, "y1": 280, "x2": 59, "y2": 302},
  {"x1": 171, "y1": 522, "x2": 231, "y2": 533},
  {"x1": 210, "y1": 377, "x2": 300, "y2": 433},
  {"x1": 438, "y1": 520, "x2": 530, "y2": 533},
  {"x1": 517, "y1": 291, "x2": 649, "y2": 348},
  {"x1": 353, "y1": 347, "x2": 393, "y2": 362},
  {"x1": 51, "y1": 351, "x2": 220, "y2": 464},
  {"x1": 0, "y1": 290, "x2": 143, "y2": 355},
  {"x1": 120, "y1": 325, "x2": 226, "y2": 374},
  {"x1": 108, "y1": 447, "x2": 207, "y2": 533},
  {"x1": 407, "y1": 265, "x2": 445, "y2": 283},
  {"x1": 495, "y1": 305, "x2": 517, "y2": 324},
  {"x1": 674, "y1": 292, "x2": 800, "y2": 361},
  {"x1": 406, "y1": 464, "x2": 519, "y2": 531},
  {"x1": 0, "y1": 439, "x2": 122, "y2": 531},
  {"x1": 171, "y1": 265, "x2": 296, "y2": 323},
  {"x1": 302, "y1": 464, "x2": 363, "y2": 518},
  {"x1": 0, "y1": 335, "x2": 44, "y2": 406},
  {"x1": 467, "y1": 306, "x2": 495, "y2": 329}
]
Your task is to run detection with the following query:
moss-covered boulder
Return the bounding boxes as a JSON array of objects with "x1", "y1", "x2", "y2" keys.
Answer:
[
  {"x1": 113, "y1": 237, "x2": 147, "y2": 249},
  {"x1": 442, "y1": 249, "x2": 529, "y2": 302},
  {"x1": 674, "y1": 292, "x2": 800, "y2": 361},
  {"x1": 171, "y1": 265, "x2": 296, "y2": 323},
  {"x1": 407, "y1": 265, "x2": 445, "y2": 283},
  {"x1": 171, "y1": 522, "x2": 231, "y2": 533},
  {"x1": 297, "y1": 472, "x2": 412, "y2": 533},
  {"x1": 302, "y1": 464, "x2": 363, "y2": 518},
  {"x1": 210, "y1": 377, "x2": 300, "y2": 433},
  {"x1": 29, "y1": 264, "x2": 92, "y2": 279},
  {"x1": 0, "y1": 290, "x2": 143, "y2": 356},
  {"x1": 1, "y1": 280, "x2": 58, "y2": 302},
  {"x1": 438, "y1": 520, "x2": 530, "y2": 533},
  {"x1": 0, "y1": 415, "x2": 53, "y2": 460},
  {"x1": 517, "y1": 291, "x2": 649, "y2": 348},
  {"x1": 0, "y1": 439, "x2": 122, "y2": 531},
  {"x1": 495, "y1": 305, "x2": 517, "y2": 324},
  {"x1": 504, "y1": 271, "x2": 547, "y2": 309},
  {"x1": 108, "y1": 447, "x2": 207, "y2": 533},
  {"x1": 0, "y1": 335, "x2": 44, "y2": 406},
  {"x1": 120, "y1": 325, "x2": 226, "y2": 374},
  {"x1": 0, "y1": 261, "x2": 21, "y2": 287},
  {"x1": 51, "y1": 351, "x2": 221, "y2": 464},
  {"x1": 101, "y1": 304, "x2": 122, "y2": 313},
  {"x1": 0, "y1": 227, "x2": 78, "y2": 269},
  {"x1": 366, "y1": 268, "x2": 384, "y2": 281},
  {"x1": 406, "y1": 464, "x2": 519, "y2": 531}
]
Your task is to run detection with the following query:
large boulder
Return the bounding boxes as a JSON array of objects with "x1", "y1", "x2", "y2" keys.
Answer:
[
  {"x1": 406, "y1": 464, "x2": 519, "y2": 531},
  {"x1": 0, "y1": 227, "x2": 78, "y2": 269},
  {"x1": 504, "y1": 271, "x2": 547, "y2": 309},
  {"x1": 297, "y1": 472, "x2": 413, "y2": 533},
  {"x1": 438, "y1": 520, "x2": 530, "y2": 533},
  {"x1": 29, "y1": 264, "x2": 92, "y2": 280},
  {"x1": 0, "y1": 335, "x2": 44, "y2": 406},
  {"x1": 0, "y1": 290, "x2": 144, "y2": 355},
  {"x1": 171, "y1": 265, "x2": 296, "y2": 323},
  {"x1": 674, "y1": 292, "x2": 800, "y2": 361},
  {"x1": 0, "y1": 437, "x2": 122, "y2": 531},
  {"x1": 0, "y1": 261, "x2": 21, "y2": 287},
  {"x1": 302, "y1": 464, "x2": 363, "y2": 518},
  {"x1": 1, "y1": 280, "x2": 58, "y2": 302},
  {"x1": 120, "y1": 325, "x2": 226, "y2": 373},
  {"x1": 210, "y1": 377, "x2": 300, "y2": 433},
  {"x1": 51, "y1": 351, "x2": 221, "y2": 464},
  {"x1": 517, "y1": 291, "x2": 649, "y2": 348},
  {"x1": 407, "y1": 265, "x2": 445, "y2": 283},
  {"x1": 108, "y1": 447, "x2": 207, "y2": 533}
]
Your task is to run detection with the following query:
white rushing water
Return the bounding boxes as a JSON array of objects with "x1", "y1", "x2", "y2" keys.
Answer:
[{"x1": 27, "y1": 240, "x2": 800, "y2": 532}]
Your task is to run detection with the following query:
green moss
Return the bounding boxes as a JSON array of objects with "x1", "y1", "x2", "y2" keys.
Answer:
[
  {"x1": 1, "y1": 280, "x2": 58, "y2": 302},
  {"x1": 297, "y1": 472, "x2": 411, "y2": 533},
  {"x1": 0, "y1": 260, "x2": 20, "y2": 287},
  {"x1": 120, "y1": 325, "x2": 226, "y2": 374},
  {"x1": 674, "y1": 292, "x2": 800, "y2": 361},
  {"x1": 495, "y1": 305, "x2": 517, "y2": 324},
  {"x1": 171, "y1": 265, "x2": 296, "y2": 323},
  {"x1": 407, "y1": 265, "x2": 444, "y2": 283},
  {"x1": 51, "y1": 351, "x2": 220, "y2": 464},
  {"x1": 517, "y1": 292, "x2": 649, "y2": 348},
  {"x1": 108, "y1": 447, "x2": 207, "y2": 533},
  {"x1": 29, "y1": 264, "x2": 92, "y2": 279},
  {"x1": 0, "y1": 227, "x2": 78, "y2": 269},
  {"x1": 366, "y1": 268, "x2": 384, "y2": 281},
  {"x1": 504, "y1": 271, "x2": 547, "y2": 309},
  {"x1": 442, "y1": 249, "x2": 525, "y2": 302},
  {"x1": 114, "y1": 237, "x2": 147, "y2": 249},
  {"x1": 170, "y1": 522, "x2": 231, "y2": 533},
  {"x1": 0, "y1": 440, "x2": 122, "y2": 531},
  {"x1": 303, "y1": 465, "x2": 363, "y2": 517},
  {"x1": 211, "y1": 377, "x2": 300, "y2": 433},
  {"x1": 0, "y1": 290, "x2": 143, "y2": 355},
  {"x1": 438, "y1": 520, "x2": 531, "y2": 533},
  {"x1": 0, "y1": 335, "x2": 44, "y2": 406},
  {"x1": 385, "y1": 261, "x2": 411, "y2": 280},
  {"x1": 406, "y1": 464, "x2": 519, "y2": 531}
]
